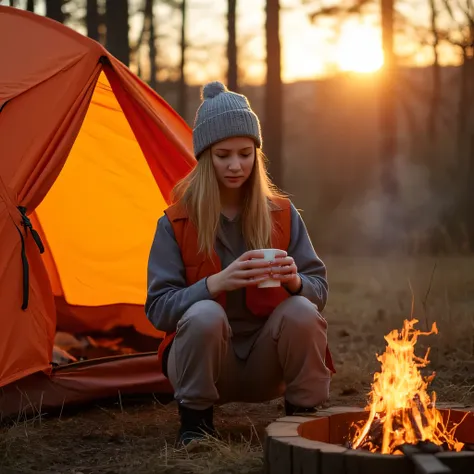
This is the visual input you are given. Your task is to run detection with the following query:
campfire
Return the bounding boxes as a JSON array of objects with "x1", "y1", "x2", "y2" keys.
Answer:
[
  {"x1": 347, "y1": 318, "x2": 467, "y2": 455},
  {"x1": 265, "y1": 318, "x2": 474, "y2": 474}
]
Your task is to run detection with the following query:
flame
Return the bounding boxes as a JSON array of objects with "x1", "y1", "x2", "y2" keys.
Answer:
[{"x1": 350, "y1": 319, "x2": 465, "y2": 454}]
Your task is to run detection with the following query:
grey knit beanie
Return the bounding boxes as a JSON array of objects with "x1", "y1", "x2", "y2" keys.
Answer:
[{"x1": 192, "y1": 81, "x2": 262, "y2": 158}]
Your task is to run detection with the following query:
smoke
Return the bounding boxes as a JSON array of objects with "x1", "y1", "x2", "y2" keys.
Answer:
[{"x1": 337, "y1": 155, "x2": 455, "y2": 255}]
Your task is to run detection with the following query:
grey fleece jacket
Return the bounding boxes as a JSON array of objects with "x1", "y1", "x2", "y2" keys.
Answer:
[{"x1": 145, "y1": 202, "x2": 328, "y2": 359}]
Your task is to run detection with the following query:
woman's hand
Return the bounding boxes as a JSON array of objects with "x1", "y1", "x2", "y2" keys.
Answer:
[
  {"x1": 206, "y1": 249, "x2": 287, "y2": 296},
  {"x1": 269, "y1": 255, "x2": 302, "y2": 293}
]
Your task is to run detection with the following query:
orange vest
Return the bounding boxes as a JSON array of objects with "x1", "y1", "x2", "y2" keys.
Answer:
[{"x1": 156, "y1": 196, "x2": 335, "y2": 374}]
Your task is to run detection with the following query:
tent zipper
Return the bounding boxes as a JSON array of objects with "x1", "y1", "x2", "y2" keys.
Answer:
[{"x1": 15, "y1": 206, "x2": 45, "y2": 310}]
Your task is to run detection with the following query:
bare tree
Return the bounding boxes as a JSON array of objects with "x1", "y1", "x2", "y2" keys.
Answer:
[
  {"x1": 9, "y1": 0, "x2": 16, "y2": 7},
  {"x1": 444, "y1": 2, "x2": 474, "y2": 154},
  {"x1": 177, "y1": 0, "x2": 187, "y2": 119},
  {"x1": 379, "y1": 0, "x2": 398, "y2": 196},
  {"x1": 26, "y1": 0, "x2": 35, "y2": 11},
  {"x1": 427, "y1": 0, "x2": 441, "y2": 141},
  {"x1": 307, "y1": 0, "x2": 373, "y2": 21},
  {"x1": 131, "y1": 0, "x2": 184, "y2": 88},
  {"x1": 264, "y1": 0, "x2": 283, "y2": 188},
  {"x1": 131, "y1": 1, "x2": 148, "y2": 80},
  {"x1": 438, "y1": 0, "x2": 474, "y2": 243},
  {"x1": 136, "y1": 0, "x2": 159, "y2": 90},
  {"x1": 86, "y1": 0, "x2": 100, "y2": 42},
  {"x1": 105, "y1": 0, "x2": 130, "y2": 66},
  {"x1": 45, "y1": 0, "x2": 66, "y2": 23},
  {"x1": 227, "y1": 0, "x2": 238, "y2": 91},
  {"x1": 305, "y1": 0, "x2": 474, "y2": 250},
  {"x1": 146, "y1": 0, "x2": 158, "y2": 90},
  {"x1": 308, "y1": 0, "x2": 398, "y2": 195}
]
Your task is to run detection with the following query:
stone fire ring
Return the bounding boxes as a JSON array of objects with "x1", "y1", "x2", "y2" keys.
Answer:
[{"x1": 264, "y1": 405, "x2": 474, "y2": 474}]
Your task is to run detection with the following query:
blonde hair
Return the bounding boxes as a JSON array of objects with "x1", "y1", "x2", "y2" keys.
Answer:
[{"x1": 171, "y1": 147, "x2": 286, "y2": 256}]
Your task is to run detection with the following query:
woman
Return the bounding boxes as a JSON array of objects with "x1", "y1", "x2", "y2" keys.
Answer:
[{"x1": 145, "y1": 81, "x2": 334, "y2": 447}]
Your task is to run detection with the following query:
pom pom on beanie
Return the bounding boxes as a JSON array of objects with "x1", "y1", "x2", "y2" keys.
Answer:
[{"x1": 201, "y1": 81, "x2": 228, "y2": 99}]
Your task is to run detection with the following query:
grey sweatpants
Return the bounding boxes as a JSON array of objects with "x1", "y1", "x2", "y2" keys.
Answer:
[{"x1": 167, "y1": 295, "x2": 331, "y2": 410}]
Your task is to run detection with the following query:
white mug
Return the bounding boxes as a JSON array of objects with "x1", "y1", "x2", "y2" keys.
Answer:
[{"x1": 257, "y1": 248, "x2": 281, "y2": 288}]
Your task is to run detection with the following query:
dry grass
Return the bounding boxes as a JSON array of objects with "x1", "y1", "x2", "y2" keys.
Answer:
[
  {"x1": 1, "y1": 257, "x2": 474, "y2": 473},
  {"x1": 0, "y1": 400, "x2": 275, "y2": 474}
]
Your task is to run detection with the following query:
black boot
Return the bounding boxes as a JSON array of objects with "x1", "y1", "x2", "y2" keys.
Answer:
[
  {"x1": 176, "y1": 403, "x2": 217, "y2": 448},
  {"x1": 284, "y1": 399, "x2": 318, "y2": 416}
]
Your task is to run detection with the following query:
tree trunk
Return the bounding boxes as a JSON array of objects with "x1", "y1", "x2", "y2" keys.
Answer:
[
  {"x1": 105, "y1": 0, "x2": 130, "y2": 67},
  {"x1": 45, "y1": 0, "x2": 65, "y2": 23},
  {"x1": 86, "y1": 0, "x2": 100, "y2": 42},
  {"x1": 137, "y1": 58, "x2": 143, "y2": 79},
  {"x1": 177, "y1": 0, "x2": 187, "y2": 120},
  {"x1": 227, "y1": 0, "x2": 238, "y2": 91},
  {"x1": 379, "y1": 0, "x2": 398, "y2": 196},
  {"x1": 9, "y1": 0, "x2": 16, "y2": 7},
  {"x1": 26, "y1": 0, "x2": 34, "y2": 12},
  {"x1": 464, "y1": 22, "x2": 474, "y2": 248},
  {"x1": 428, "y1": 0, "x2": 441, "y2": 141},
  {"x1": 264, "y1": 0, "x2": 283, "y2": 188},
  {"x1": 149, "y1": 14, "x2": 157, "y2": 90},
  {"x1": 145, "y1": 0, "x2": 158, "y2": 91},
  {"x1": 456, "y1": 49, "x2": 469, "y2": 164},
  {"x1": 466, "y1": 132, "x2": 474, "y2": 250}
]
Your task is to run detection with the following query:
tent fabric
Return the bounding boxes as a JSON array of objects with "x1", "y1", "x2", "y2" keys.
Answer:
[
  {"x1": 0, "y1": 353, "x2": 171, "y2": 418},
  {"x1": 0, "y1": 5, "x2": 195, "y2": 411},
  {"x1": 34, "y1": 71, "x2": 171, "y2": 333}
]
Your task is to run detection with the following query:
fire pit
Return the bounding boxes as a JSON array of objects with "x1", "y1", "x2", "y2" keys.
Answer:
[
  {"x1": 264, "y1": 405, "x2": 474, "y2": 473},
  {"x1": 264, "y1": 319, "x2": 474, "y2": 473}
]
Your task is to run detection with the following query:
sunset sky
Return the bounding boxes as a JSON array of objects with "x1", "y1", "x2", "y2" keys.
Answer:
[
  {"x1": 23, "y1": 0, "x2": 467, "y2": 84},
  {"x1": 183, "y1": 0, "x2": 386, "y2": 82},
  {"x1": 150, "y1": 0, "x2": 465, "y2": 85}
]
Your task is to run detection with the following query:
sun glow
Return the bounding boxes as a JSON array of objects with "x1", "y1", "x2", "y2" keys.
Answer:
[{"x1": 335, "y1": 22, "x2": 384, "y2": 74}]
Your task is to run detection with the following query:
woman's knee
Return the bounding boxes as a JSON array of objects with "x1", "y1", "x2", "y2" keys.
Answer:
[
  {"x1": 278, "y1": 296, "x2": 327, "y2": 330},
  {"x1": 178, "y1": 300, "x2": 228, "y2": 337}
]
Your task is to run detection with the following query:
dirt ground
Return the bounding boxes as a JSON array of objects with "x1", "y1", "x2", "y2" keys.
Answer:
[{"x1": 1, "y1": 256, "x2": 474, "y2": 473}]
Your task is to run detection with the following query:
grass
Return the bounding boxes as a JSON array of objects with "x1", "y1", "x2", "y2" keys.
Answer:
[
  {"x1": 1, "y1": 256, "x2": 474, "y2": 473},
  {"x1": 0, "y1": 400, "x2": 274, "y2": 474}
]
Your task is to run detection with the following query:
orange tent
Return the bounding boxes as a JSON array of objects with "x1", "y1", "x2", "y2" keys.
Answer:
[{"x1": 0, "y1": 7, "x2": 196, "y2": 417}]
